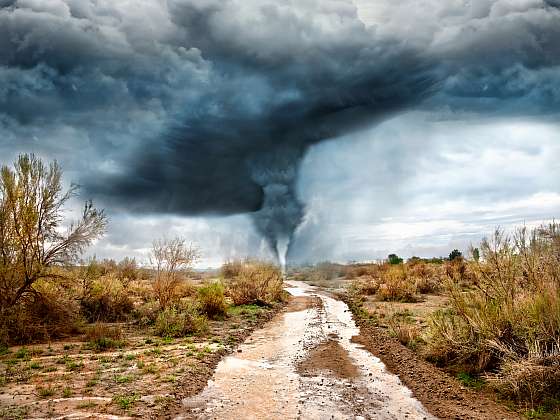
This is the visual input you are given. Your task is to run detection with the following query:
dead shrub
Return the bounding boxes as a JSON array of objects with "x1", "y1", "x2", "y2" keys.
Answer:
[
  {"x1": 197, "y1": 282, "x2": 227, "y2": 319},
  {"x1": 226, "y1": 261, "x2": 284, "y2": 306},
  {"x1": 150, "y1": 237, "x2": 199, "y2": 309},
  {"x1": 409, "y1": 262, "x2": 440, "y2": 294},
  {"x1": 353, "y1": 276, "x2": 379, "y2": 295},
  {"x1": 345, "y1": 263, "x2": 380, "y2": 279},
  {"x1": 389, "y1": 320, "x2": 421, "y2": 348},
  {"x1": 488, "y1": 356, "x2": 560, "y2": 405},
  {"x1": 133, "y1": 300, "x2": 160, "y2": 326}
]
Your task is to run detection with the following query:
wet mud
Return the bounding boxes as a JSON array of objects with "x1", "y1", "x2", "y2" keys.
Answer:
[{"x1": 178, "y1": 282, "x2": 433, "y2": 420}]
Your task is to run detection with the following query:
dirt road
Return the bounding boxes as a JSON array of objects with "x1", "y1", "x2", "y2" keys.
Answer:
[{"x1": 177, "y1": 282, "x2": 434, "y2": 419}]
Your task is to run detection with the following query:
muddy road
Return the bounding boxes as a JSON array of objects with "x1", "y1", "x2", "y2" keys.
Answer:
[{"x1": 177, "y1": 282, "x2": 433, "y2": 420}]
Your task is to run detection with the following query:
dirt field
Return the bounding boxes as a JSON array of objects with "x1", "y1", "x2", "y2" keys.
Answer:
[{"x1": 0, "y1": 303, "x2": 284, "y2": 419}]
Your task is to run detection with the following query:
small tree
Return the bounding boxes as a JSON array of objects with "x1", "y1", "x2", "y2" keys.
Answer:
[
  {"x1": 471, "y1": 247, "x2": 480, "y2": 262},
  {"x1": 448, "y1": 249, "x2": 463, "y2": 261},
  {"x1": 0, "y1": 154, "x2": 107, "y2": 311},
  {"x1": 387, "y1": 254, "x2": 403, "y2": 265},
  {"x1": 150, "y1": 237, "x2": 199, "y2": 308}
]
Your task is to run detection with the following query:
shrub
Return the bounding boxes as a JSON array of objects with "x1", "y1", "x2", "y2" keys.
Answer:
[
  {"x1": 80, "y1": 275, "x2": 133, "y2": 322},
  {"x1": 150, "y1": 237, "x2": 199, "y2": 309},
  {"x1": 197, "y1": 282, "x2": 227, "y2": 319},
  {"x1": 345, "y1": 264, "x2": 381, "y2": 279},
  {"x1": 425, "y1": 223, "x2": 560, "y2": 407},
  {"x1": 133, "y1": 300, "x2": 160, "y2": 326},
  {"x1": 116, "y1": 257, "x2": 138, "y2": 285},
  {"x1": 154, "y1": 305, "x2": 207, "y2": 338},
  {"x1": 352, "y1": 276, "x2": 379, "y2": 295},
  {"x1": 377, "y1": 265, "x2": 417, "y2": 302},
  {"x1": 488, "y1": 357, "x2": 560, "y2": 404},
  {"x1": 221, "y1": 260, "x2": 244, "y2": 279},
  {"x1": 409, "y1": 262, "x2": 440, "y2": 294},
  {"x1": 85, "y1": 323, "x2": 124, "y2": 351},
  {"x1": 1, "y1": 279, "x2": 81, "y2": 345},
  {"x1": 227, "y1": 261, "x2": 284, "y2": 306},
  {"x1": 0, "y1": 154, "x2": 106, "y2": 330}
]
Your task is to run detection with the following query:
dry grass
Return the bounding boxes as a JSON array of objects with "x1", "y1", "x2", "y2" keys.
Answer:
[
  {"x1": 225, "y1": 261, "x2": 284, "y2": 306},
  {"x1": 425, "y1": 223, "x2": 560, "y2": 408},
  {"x1": 346, "y1": 260, "x2": 447, "y2": 303}
]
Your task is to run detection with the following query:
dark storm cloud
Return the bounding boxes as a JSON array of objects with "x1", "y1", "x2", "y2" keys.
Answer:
[{"x1": 1, "y1": 0, "x2": 559, "y2": 263}]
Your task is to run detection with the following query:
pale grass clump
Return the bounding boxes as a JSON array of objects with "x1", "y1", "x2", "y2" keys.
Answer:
[
  {"x1": 377, "y1": 265, "x2": 417, "y2": 302},
  {"x1": 349, "y1": 260, "x2": 444, "y2": 301},
  {"x1": 426, "y1": 223, "x2": 560, "y2": 406},
  {"x1": 387, "y1": 316, "x2": 421, "y2": 348},
  {"x1": 225, "y1": 261, "x2": 284, "y2": 306}
]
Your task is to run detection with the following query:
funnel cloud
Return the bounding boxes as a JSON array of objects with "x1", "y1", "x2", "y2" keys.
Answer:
[{"x1": 1, "y1": 0, "x2": 560, "y2": 265}]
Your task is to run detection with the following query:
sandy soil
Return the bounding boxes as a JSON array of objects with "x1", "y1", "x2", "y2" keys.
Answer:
[{"x1": 0, "y1": 304, "x2": 284, "y2": 420}]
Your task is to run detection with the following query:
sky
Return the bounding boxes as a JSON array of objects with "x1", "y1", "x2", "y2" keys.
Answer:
[{"x1": 0, "y1": 0, "x2": 559, "y2": 267}]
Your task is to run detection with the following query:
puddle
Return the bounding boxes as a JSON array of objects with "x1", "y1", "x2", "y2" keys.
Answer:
[{"x1": 178, "y1": 281, "x2": 434, "y2": 419}]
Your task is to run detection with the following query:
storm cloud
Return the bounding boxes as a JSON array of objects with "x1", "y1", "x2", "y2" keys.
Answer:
[{"x1": 1, "y1": 0, "x2": 559, "y2": 265}]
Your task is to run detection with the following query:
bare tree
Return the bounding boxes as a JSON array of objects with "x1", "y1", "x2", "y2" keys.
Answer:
[
  {"x1": 0, "y1": 154, "x2": 107, "y2": 310},
  {"x1": 150, "y1": 237, "x2": 199, "y2": 308}
]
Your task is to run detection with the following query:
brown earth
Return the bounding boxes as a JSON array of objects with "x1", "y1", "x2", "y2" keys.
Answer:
[
  {"x1": 164, "y1": 303, "x2": 285, "y2": 419},
  {"x1": 297, "y1": 339, "x2": 359, "y2": 379},
  {"x1": 285, "y1": 295, "x2": 322, "y2": 312},
  {"x1": 350, "y1": 318, "x2": 522, "y2": 420},
  {"x1": 0, "y1": 302, "x2": 286, "y2": 420}
]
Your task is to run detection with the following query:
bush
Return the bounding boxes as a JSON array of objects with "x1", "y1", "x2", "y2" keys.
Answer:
[
  {"x1": 352, "y1": 276, "x2": 379, "y2": 295},
  {"x1": 221, "y1": 260, "x2": 244, "y2": 279},
  {"x1": 154, "y1": 305, "x2": 207, "y2": 337},
  {"x1": 80, "y1": 275, "x2": 133, "y2": 322},
  {"x1": 425, "y1": 223, "x2": 560, "y2": 407},
  {"x1": 409, "y1": 262, "x2": 440, "y2": 294},
  {"x1": 133, "y1": 300, "x2": 160, "y2": 326},
  {"x1": 85, "y1": 323, "x2": 124, "y2": 351},
  {"x1": 1, "y1": 279, "x2": 81, "y2": 345},
  {"x1": 226, "y1": 261, "x2": 284, "y2": 306},
  {"x1": 197, "y1": 282, "x2": 227, "y2": 319},
  {"x1": 377, "y1": 265, "x2": 417, "y2": 302}
]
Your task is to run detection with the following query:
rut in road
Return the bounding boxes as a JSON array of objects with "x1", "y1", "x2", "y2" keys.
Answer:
[{"x1": 178, "y1": 281, "x2": 434, "y2": 420}]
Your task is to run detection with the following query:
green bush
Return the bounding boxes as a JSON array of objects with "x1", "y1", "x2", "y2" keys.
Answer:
[
  {"x1": 197, "y1": 282, "x2": 227, "y2": 319},
  {"x1": 154, "y1": 305, "x2": 207, "y2": 338}
]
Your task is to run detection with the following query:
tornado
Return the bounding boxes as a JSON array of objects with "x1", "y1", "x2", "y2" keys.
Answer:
[{"x1": 83, "y1": 1, "x2": 439, "y2": 267}]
